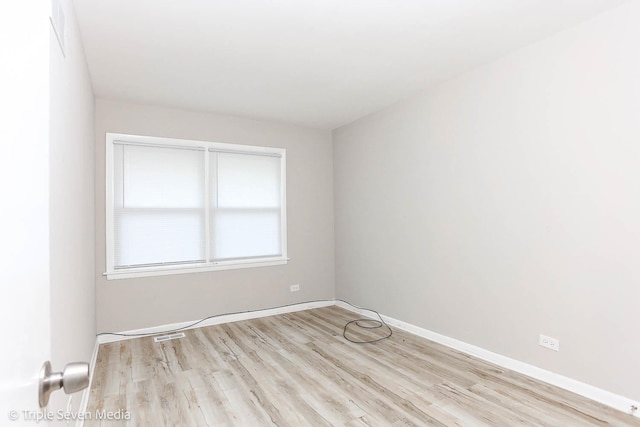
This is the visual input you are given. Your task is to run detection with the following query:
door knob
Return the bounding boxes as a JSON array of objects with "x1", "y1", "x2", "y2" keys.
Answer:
[{"x1": 38, "y1": 361, "x2": 90, "y2": 407}]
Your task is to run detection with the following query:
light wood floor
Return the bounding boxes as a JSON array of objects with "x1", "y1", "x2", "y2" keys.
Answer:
[{"x1": 86, "y1": 306, "x2": 639, "y2": 426}]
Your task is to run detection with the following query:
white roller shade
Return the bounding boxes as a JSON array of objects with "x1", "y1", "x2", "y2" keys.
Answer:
[
  {"x1": 113, "y1": 144, "x2": 205, "y2": 268},
  {"x1": 210, "y1": 152, "x2": 282, "y2": 260}
]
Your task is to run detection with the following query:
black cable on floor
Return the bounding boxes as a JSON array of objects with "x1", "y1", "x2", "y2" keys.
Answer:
[
  {"x1": 337, "y1": 299, "x2": 392, "y2": 344},
  {"x1": 96, "y1": 298, "x2": 392, "y2": 344}
]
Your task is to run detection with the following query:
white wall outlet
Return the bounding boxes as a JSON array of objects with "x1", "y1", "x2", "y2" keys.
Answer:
[
  {"x1": 539, "y1": 334, "x2": 560, "y2": 351},
  {"x1": 290, "y1": 284, "x2": 300, "y2": 292}
]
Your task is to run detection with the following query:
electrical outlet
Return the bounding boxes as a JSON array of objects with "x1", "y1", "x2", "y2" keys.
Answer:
[
  {"x1": 539, "y1": 334, "x2": 559, "y2": 351},
  {"x1": 290, "y1": 284, "x2": 300, "y2": 292}
]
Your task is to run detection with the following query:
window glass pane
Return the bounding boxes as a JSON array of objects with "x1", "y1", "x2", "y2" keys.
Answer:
[
  {"x1": 216, "y1": 152, "x2": 281, "y2": 208},
  {"x1": 114, "y1": 210, "x2": 205, "y2": 267},
  {"x1": 211, "y1": 210, "x2": 281, "y2": 260}
]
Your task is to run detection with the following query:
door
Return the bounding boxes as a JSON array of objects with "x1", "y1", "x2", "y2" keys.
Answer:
[{"x1": 0, "y1": 3, "x2": 53, "y2": 423}]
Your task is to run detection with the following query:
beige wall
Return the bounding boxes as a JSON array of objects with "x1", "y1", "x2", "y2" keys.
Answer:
[
  {"x1": 49, "y1": 0, "x2": 96, "y2": 412},
  {"x1": 333, "y1": 2, "x2": 640, "y2": 401},
  {"x1": 95, "y1": 99, "x2": 335, "y2": 332}
]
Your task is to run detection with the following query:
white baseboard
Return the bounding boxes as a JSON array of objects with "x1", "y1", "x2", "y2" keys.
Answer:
[
  {"x1": 97, "y1": 300, "x2": 335, "y2": 344},
  {"x1": 334, "y1": 300, "x2": 639, "y2": 418},
  {"x1": 76, "y1": 338, "x2": 100, "y2": 427}
]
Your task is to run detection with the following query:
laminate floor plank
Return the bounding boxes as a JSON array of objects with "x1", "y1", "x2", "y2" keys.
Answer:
[
  {"x1": 234, "y1": 325, "x2": 367, "y2": 424},
  {"x1": 86, "y1": 307, "x2": 640, "y2": 426},
  {"x1": 250, "y1": 318, "x2": 408, "y2": 425}
]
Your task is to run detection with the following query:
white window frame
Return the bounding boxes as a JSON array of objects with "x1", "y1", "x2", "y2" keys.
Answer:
[{"x1": 105, "y1": 133, "x2": 288, "y2": 280}]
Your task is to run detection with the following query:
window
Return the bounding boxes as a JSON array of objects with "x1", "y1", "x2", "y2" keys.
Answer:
[{"x1": 105, "y1": 133, "x2": 287, "y2": 279}]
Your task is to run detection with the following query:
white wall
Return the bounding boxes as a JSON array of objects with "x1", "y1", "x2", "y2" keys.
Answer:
[
  {"x1": 95, "y1": 100, "x2": 335, "y2": 332},
  {"x1": 333, "y1": 1, "x2": 640, "y2": 402},
  {"x1": 49, "y1": 0, "x2": 96, "y2": 413}
]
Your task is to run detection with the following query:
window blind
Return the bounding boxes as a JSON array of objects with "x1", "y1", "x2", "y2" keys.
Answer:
[
  {"x1": 113, "y1": 144, "x2": 206, "y2": 268},
  {"x1": 210, "y1": 151, "x2": 282, "y2": 260}
]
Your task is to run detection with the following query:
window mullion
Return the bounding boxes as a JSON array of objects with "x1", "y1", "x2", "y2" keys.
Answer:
[
  {"x1": 204, "y1": 150, "x2": 210, "y2": 264},
  {"x1": 209, "y1": 152, "x2": 218, "y2": 263}
]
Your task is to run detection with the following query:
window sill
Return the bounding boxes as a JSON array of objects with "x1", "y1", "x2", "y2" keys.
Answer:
[{"x1": 104, "y1": 257, "x2": 289, "y2": 280}]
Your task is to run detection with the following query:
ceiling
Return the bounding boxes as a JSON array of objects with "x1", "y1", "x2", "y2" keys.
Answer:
[{"x1": 72, "y1": 0, "x2": 627, "y2": 130}]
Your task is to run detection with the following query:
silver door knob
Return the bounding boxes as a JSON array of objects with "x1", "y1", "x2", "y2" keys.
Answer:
[{"x1": 38, "y1": 361, "x2": 90, "y2": 407}]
